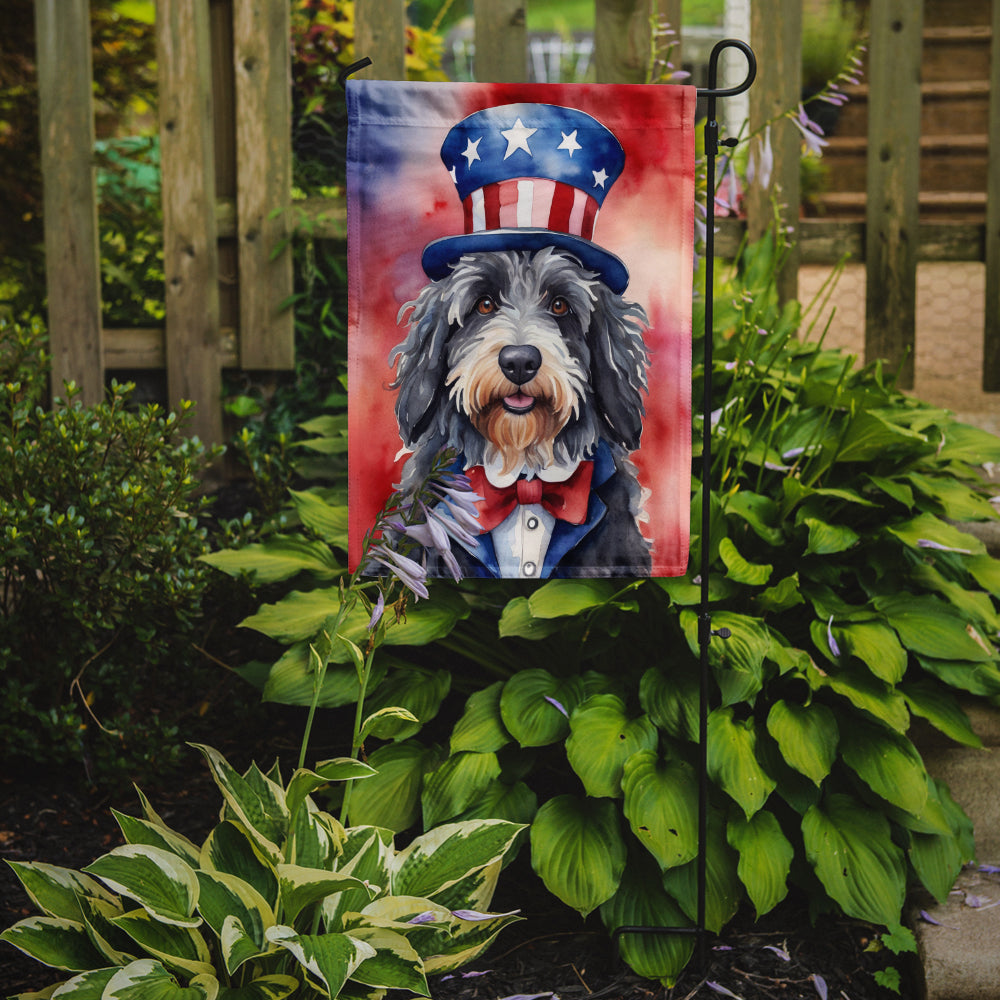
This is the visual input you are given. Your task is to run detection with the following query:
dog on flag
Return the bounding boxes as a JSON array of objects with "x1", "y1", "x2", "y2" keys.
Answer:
[{"x1": 388, "y1": 103, "x2": 652, "y2": 579}]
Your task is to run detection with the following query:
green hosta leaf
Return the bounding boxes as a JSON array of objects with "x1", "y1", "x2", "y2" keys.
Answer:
[
  {"x1": 835, "y1": 621, "x2": 907, "y2": 684},
  {"x1": 277, "y1": 865, "x2": 374, "y2": 925},
  {"x1": 216, "y1": 975, "x2": 299, "y2": 1000},
  {"x1": 191, "y1": 746, "x2": 287, "y2": 863},
  {"x1": 655, "y1": 573, "x2": 737, "y2": 606},
  {"x1": 718, "y1": 537, "x2": 772, "y2": 585},
  {"x1": 600, "y1": 853, "x2": 694, "y2": 987},
  {"x1": 765, "y1": 700, "x2": 838, "y2": 786},
  {"x1": 0, "y1": 916, "x2": 107, "y2": 971},
  {"x1": 727, "y1": 811, "x2": 793, "y2": 918},
  {"x1": 195, "y1": 871, "x2": 273, "y2": 974},
  {"x1": 680, "y1": 610, "x2": 770, "y2": 706},
  {"x1": 83, "y1": 846, "x2": 200, "y2": 928},
  {"x1": 530, "y1": 795, "x2": 626, "y2": 917},
  {"x1": 707, "y1": 708, "x2": 776, "y2": 818},
  {"x1": 347, "y1": 740, "x2": 442, "y2": 832},
  {"x1": 910, "y1": 562, "x2": 1000, "y2": 633},
  {"x1": 916, "y1": 655, "x2": 1000, "y2": 697},
  {"x1": 835, "y1": 410, "x2": 927, "y2": 463},
  {"x1": 199, "y1": 822, "x2": 278, "y2": 910},
  {"x1": 453, "y1": 779, "x2": 538, "y2": 827},
  {"x1": 802, "y1": 793, "x2": 906, "y2": 926},
  {"x1": 362, "y1": 667, "x2": 451, "y2": 740},
  {"x1": 909, "y1": 827, "x2": 965, "y2": 905},
  {"x1": 527, "y1": 578, "x2": 620, "y2": 617},
  {"x1": 288, "y1": 489, "x2": 348, "y2": 544},
  {"x1": 261, "y1": 643, "x2": 387, "y2": 709},
  {"x1": 661, "y1": 810, "x2": 741, "y2": 933},
  {"x1": 810, "y1": 661, "x2": 910, "y2": 732},
  {"x1": 111, "y1": 908, "x2": 214, "y2": 978},
  {"x1": 346, "y1": 926, "x2": 428, "y2": 994},
  {"x1": 497, "y1": 596, "x2": 565, "y2": 639},
  {"x1": 421, "y1": 751, "x2": 502, "y2": 828},
  {"x1": 724, "y1": 490, "x2": 784, "y2": 545},
  {"x1": 906, "y1": 472, "x2": 998, "y2": 521},
  {"x1": 901, "y1": 680, "x2": 982, "y2": 748},
  {"x1": 885, "y1": 512, "x2": 985, "y2": 556},
  {"x1": 966, "y1": 553, "x2": 1000, "y2": 597},
  {"x1": 755, "y1": 573, "x2": 804, "y2": 614},
  {"x1": 874, "y1": 594, "x2": 995, "y2": 662},
  {"x1": 499, "y1": 670, "x2": 584, "y2": 747},
  {"x1": 935, "y1": 421, "x2": 1000, "y2": 464},
  {"x1": 265, "y1": 926, "x2": 375, "y2": 997},
  {"x1": 839, "y1": 718, "x2": 929, "y2": 816},
  {"x1": 803, "y1": 517, "x2": 859, "y2": 556},
  {"x1": 450, "y1": 682, "x2": 511, "y2": 754},
  {"x1": 359, "y1": 706, "x2": 421, "y2": 742},
  {"x1": 565, "y1": 695, "x2": 658, "y2": 798},
  {"x1": 103, "y1": 959, "x2": 218, "y2": 1000},
  {"x1": 200, "y1": 535, "x2": 341, "y2": 583},
  {"x1": 866, "y1": 474, "x2": 914, "y2": 509},
  {"x1": 112, "y1": 812, "x2": 201, "y2": 868},
  {"x1": 639, "y1": 664, "x2": 699, "y2": 742},
  {"x1": 621, "y1": 751, "x2": 698, "y2": 871},
  {"x1": 393, "y1": 820, "x2": 524, "y2": 900},
  {"x1": 4, "y1": 862, "x2": 118, "y2": 922}
]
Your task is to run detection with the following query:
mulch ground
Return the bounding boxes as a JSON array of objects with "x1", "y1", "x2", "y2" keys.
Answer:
[{"x1": 1, "y1": 740, "x2": 914, "y2": 1000}]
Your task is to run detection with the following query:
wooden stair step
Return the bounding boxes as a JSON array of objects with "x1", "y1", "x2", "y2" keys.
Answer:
[{"x1": 813, "y1": 190, "x2": 987, "y2": 221}]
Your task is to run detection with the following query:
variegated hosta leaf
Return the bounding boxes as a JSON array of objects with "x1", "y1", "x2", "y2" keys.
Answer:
[
  {"x1": 529, "y1": 795, "x2": 626, "y2": 917},
  {"x1": 323, "y1": 829, "x2": 393, "y2": 931},
  {"x1": 706, "y1": 707, "x2": 776, "y2": 818},
  {"x1": 566, "y1": 695, "x2": 658, "y2": 799},
  {"x1": 101, "y1": 958, "x2": 218, "y2": 999},
  {"x1": 499, "y1": 669, "x2": 585, "y2": 747},
  {"x1": 422, "y1": 906, "x2": 523, "y2": 975},
  {"x1": 4, "y1": 861, "x2": 118, "y2": 922},
  {"x1": 765, "y1": 700, "x2": 838, "y2": 786},
  {"x1": 661, "y1": 810, "x2": 742, "y2": 934},
  {"x1": 391, "y1": 820, "x2": 524, "y2": 901},
  {"x1": 424, "y1": 859, "x2": 501, "y2": 916},
  {"x1": 195, "y1": 871, "x2": 274, "y2": 974},
  {"x1": 277, "y1": 865, "x2": 376, "y2": 925},
  {"x1": 46, "y1": 966, "x2": 118, "y2": 997},
  {"x1": 83, "y1": 846, "x2": 200, "y2": 928},
  {"x1": 288, "y1": 801, "x2": 344, "y2": 870},
  {"x1": 727, "y1": 810, "x2": 793, "y2": 917},
  {"x1": 285, "y1": 760, "x2": 375, "y2": 824},
  {"x1": 190, "y1": 745, "x2": 287, "y2": 863},
  {"x1": 421, "y1": 751, "x2": 502, "y2": 829},
  {"x1": 200, "y1": 822, "x2": 278, "y2": 910},
  {"x1": 802, "y1": 793, "x2": 906, "y2": 926},
  {"x1": 112, "y1": 810, "x2": 202, "y2": 868},
  {"x1": 77, "y1": 894, "x2": 136, "y2": 966},
  {"x1": 450, "y1": 682, "x2": 511, "y2": 754},
  {"x1": 345, "y1": 926, "x2": 429, "y2": 995},
  {"x1": 214, "y1": 974, "x2": 299, "y2": 1000},
  {"x1": 265, "y1": 926, "x2": 375, "y2": 998},
  {"x1": 621, "y1": 751, "x2": 699, "y2": 871},
  {"x1": 599, "y1": 853, "x2": 694, "y2": 987},
  {"x1": 110, "y1": 908, "x2": 214, "y2": 978},
  {"x1": 0, "y1": 916, "x2": 107, "y2": 971}
]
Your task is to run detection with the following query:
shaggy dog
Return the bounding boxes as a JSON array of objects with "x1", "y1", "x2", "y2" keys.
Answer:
[{"x1": 389, "y1": 245, "x2": 652, "y2": 578}]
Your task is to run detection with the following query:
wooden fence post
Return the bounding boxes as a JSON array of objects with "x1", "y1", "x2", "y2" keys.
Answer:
[
  {"x1": 474, "y1": 0, "x2": 527, "y2": 82},
  {"x1": 864, "y1": 0, "x2": 923, "y2": 389},
  {"x1": 746, "y1": 0, "x2": 801, "y2": 305},
  {"x1": 233, "y1": 0, "x2": 294, "y2": 370},
  {"x1": 157, "y1": 0, "x2": 223, "y2": 445},
  {"x1": 34, "y1": 0, "x2": 104, "y2": 405},
  {"x1": 354, "y1": 0, "x2": 407, "y2": 80},
  {"x1": 983, "y1": 0, "x2": 1000, "y2": 390},
  {"x1": 594, "y1": 0, "x2": 652, "y2": 84}
]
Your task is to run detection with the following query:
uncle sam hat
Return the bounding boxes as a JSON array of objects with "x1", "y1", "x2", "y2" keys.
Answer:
[{"x1": 421, "y1": 103, "x2": 630, "y2": 294}]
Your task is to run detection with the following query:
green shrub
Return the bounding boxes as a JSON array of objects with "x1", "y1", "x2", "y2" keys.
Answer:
[
  {"x1": 1, "y1": 743, "x2": 524, "y2": 998},
  {"x1": 0, "y1": 317, "x2": 220, "y2": 784}
]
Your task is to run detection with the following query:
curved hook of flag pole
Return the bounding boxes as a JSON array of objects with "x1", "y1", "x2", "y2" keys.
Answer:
[{"x1": 337, "y1": 57, "x2": 373, "y2": 90}]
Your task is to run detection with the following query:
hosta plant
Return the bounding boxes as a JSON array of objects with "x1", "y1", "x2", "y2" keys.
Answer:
[{"x1": 1, "y1": 743, "x2": 523, "y2": 999}]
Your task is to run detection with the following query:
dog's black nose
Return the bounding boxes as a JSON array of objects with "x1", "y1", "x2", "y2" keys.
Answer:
[{"x1": 498, "y1": 344, "x2": 542, "y2": 386}]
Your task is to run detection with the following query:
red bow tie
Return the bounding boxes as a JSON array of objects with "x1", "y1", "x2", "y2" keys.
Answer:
[{"x1": 464, "y1": 462, "x2": 594, "y2": 533}]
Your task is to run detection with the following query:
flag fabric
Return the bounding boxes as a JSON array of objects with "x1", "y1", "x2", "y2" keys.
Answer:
[{"x1": 347, "y1": 80, "x2": 696, "y2": 579}]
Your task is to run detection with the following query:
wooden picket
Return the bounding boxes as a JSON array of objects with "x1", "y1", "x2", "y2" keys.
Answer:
[{"x1": 30, "y1": 0, "x2": 1000, "y2": 447}]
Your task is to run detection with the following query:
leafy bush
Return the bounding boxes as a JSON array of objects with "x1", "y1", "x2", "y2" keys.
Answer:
[
  {"x1": 206, "y1": 234, "x2": 1000, "y2": 985},
  {"x1": 1, "y1": 743, "x2": 524, "y2": 998},
  {"x1": 0, "y1": 317, "x2": 220, "y2": 783}
]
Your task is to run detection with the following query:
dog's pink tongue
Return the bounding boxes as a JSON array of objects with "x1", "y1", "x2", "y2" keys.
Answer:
[{"x1": 505, "y1": 393, "x2": 534, "y2": 409}]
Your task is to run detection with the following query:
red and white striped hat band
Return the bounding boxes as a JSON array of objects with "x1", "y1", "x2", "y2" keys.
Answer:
[{"x1": 464, "y1": 178, "x2": 600, "y2": 242}]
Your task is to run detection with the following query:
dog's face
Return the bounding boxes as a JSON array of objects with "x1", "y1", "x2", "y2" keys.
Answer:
[{"x1": 391, "y1": 247, "x2": 649, "y2": 477}]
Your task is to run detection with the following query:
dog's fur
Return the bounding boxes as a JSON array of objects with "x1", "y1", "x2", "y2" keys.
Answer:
[{"x1": 389, "y1": 246, "x2": 652, "y2": 575}]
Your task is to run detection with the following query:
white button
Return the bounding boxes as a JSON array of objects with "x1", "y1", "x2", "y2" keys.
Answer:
[
  {"x1": 526, "y1": 516, "x2": 539, "y2": 530},
  {"x1": 522, "y1": 561, "x2": 537, "y2": 577}
]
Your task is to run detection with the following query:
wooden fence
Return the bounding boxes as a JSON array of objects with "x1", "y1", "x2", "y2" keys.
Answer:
[{"x1": 34, "y1": 0, "x2": 1000, "y2": 445}]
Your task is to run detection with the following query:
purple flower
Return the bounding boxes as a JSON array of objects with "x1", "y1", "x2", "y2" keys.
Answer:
[
  {"x1": 763, "y1": 944, "x2": 790, "y2": 961},
  {"x1": 747, "y1": 125, "x2": 774, "y2": 190},
  {"x1": 544, "y1": 695, "x2": 569, "y2": 718},
  {"x1": 407, "y1": 911, "x2": 438, "y2": 925},
  {"x1": 812, "y1": 974, "x2": 828, "y2": 1000},
  {"x1": 791, "y1": 104, "x2": 828, "y2": 156},
  {"x1": 827, "y1": 616, "x2": 841, "y2": 658},
  {"x1": 917, "y1": 538, "x2": 972, "y2": 554},
  {"x1": 706, "y1": 983, "x2": 742, "y2": 999},
  {"x1": 367, "y1": 590, "x2": 385, "y2": 631},
  {"x1": 370, "y1": 544, "x2": 429, "y2": 600},
  {"x1": 451, "y1": 908, "x2": 520, "y2": 921}
]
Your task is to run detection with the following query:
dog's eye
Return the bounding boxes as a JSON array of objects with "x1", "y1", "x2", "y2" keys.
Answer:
[
  {"x1": 475, "y1": 295, "x2": 497, "y2": 316},
  {"x1": 549, "y1": 296, "x2": 571, "y2": 317}
]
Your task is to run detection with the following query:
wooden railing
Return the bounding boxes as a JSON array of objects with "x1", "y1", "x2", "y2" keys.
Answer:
[{"x1": 32, "y1": 0, "x2": 1000, "y2": 444}]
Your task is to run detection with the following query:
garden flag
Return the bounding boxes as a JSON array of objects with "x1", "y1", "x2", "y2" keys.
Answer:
[{"x1": 347, "y1": 80, "x2": 696, "y2": 578}]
